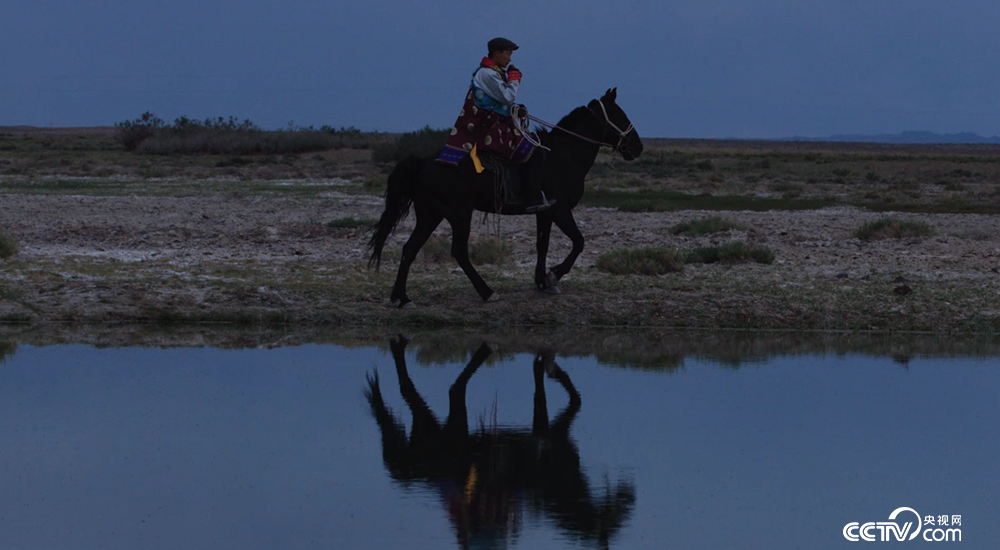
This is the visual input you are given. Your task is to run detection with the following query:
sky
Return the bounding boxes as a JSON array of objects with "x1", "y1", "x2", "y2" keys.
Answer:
[{"x1": 3, "y1": 0, "x2": 1000, "y2": 138}]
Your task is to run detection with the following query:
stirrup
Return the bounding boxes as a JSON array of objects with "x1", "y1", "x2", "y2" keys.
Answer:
[{"x1": 525, "y1": 191, "x2": 556, "y2": 214}]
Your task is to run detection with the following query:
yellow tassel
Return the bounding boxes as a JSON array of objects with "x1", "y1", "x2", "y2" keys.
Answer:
[
  {"x1": 465, "y1": 464, "x2": 478, "y2": 503},
  {"x1": 470, "y1": 144, "x2": 485, "y2": 174}
]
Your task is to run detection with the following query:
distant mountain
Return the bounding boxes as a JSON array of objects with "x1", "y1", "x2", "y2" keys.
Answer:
[{"x1": 781, "y1": 131, "x2": 1000, "y2": 144}]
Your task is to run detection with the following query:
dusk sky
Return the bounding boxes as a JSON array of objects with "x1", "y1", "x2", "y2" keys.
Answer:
[{"x1": 3, "y1": 0, "x2": 1000, "y2": 138}]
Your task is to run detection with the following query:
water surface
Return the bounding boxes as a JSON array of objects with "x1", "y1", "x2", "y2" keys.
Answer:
[{"x1": 0, "y1": 335, "x2": 996, "y2": 549}]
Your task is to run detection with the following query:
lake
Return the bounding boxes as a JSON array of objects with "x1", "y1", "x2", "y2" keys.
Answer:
[{"x1": 0, "y1": 331, "x2": 996, "y2": 549}]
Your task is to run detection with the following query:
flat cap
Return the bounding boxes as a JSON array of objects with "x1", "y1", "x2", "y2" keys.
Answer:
[{"x1": 487, "y1": 37, "x2": 519, "y2": 54}]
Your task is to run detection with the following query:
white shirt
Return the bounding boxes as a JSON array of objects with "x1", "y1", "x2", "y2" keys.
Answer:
[{"x1": 472, "y1": 66, "x2": 519, "y2": 107}]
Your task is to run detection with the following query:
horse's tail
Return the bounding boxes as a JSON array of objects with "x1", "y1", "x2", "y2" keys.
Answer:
[{"x1": 368, "y1": 155, "x2": 422, "y2": 270}]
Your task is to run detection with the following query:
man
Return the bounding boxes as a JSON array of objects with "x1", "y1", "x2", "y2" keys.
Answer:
[{"x1": 438, "y1": 37, "x2": 555, "y2": 213}]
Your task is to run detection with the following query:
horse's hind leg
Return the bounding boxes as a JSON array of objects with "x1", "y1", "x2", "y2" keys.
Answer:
[
  {"x1": 390, "y1": 210, "x2": 443, "y2": 308},
  {"x1": 447, "y1": 211, "x2": 497, "y2": 302},
  {"x1": 390, "y1": 335, "x2": 442, "y2": 446}
]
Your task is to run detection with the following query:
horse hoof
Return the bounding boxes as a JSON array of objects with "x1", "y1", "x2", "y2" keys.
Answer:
[
  {"x1": 543, "y1": 285, "x2": 561, "y2": 295},
  {"x1": 400, "y1": 301, "x2": 416, "y2": 309},
  {"x1": 486, "y1": 292, "x2": 500, "y2": 303},
  {"x1": 545, "y1": 271, "x2": 559, "y2": 288}
]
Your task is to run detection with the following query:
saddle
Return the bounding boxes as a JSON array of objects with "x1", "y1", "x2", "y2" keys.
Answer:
[{"x1": 478, "y1": 153, "x2": 526, "y2": 206}]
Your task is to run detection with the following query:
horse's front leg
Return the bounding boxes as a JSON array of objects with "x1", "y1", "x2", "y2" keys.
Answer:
[
  {"x1": 532, "y1": 353, "x2": 552, "y2": 436},
  {"x1": 534, "y1": 212, "x2": 556, "y2": 292},
  {"x1": 546, "y1": 208, "x2": 585, "y2": 289}
]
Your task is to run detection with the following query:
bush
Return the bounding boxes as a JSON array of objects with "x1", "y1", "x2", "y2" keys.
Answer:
[
  {"x1": 0, "y1": 230, "x2": 17, "y2": 259},
  {"x1": 670, "y1": 216, "x2": 746, "y2": 236},
  {"x1": 372, "y1": 126, "x2": 451, "y2": 163},
  {"x1": 854, "y1": 218, "x2": 934, "y2": 241},
  {"x1": 596, "y1": 247, "x2": 684, "y2": 275},
  {"x1": 684, "y1": 241, "x2": 774, "y2": 265},
  {"x1": 115, "y1": 111, "x2": 164, "y2": 151}
]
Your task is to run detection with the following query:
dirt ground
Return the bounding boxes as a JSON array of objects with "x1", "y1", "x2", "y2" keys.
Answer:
[{"x1": 3, "y1": 187, "x2": 1000, "y2": 332}]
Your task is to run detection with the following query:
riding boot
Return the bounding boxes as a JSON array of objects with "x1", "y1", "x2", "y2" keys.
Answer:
[{"x1": 523, "y1": 151, "x2": 556, "y2": 213}]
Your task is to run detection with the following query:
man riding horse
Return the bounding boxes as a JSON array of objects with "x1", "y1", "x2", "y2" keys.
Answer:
[{"x1": 438, "y1": 37, "x2": 556, "y2": 213}]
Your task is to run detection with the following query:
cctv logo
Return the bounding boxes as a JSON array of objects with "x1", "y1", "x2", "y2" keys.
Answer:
[{"x1": 843, "y1": 507, "x2": 962, "y2": 542}]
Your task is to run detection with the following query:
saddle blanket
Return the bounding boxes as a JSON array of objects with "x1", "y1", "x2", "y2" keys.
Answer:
[{"x1": 437, "y1": 88, "x2": 534, "y2": 165}]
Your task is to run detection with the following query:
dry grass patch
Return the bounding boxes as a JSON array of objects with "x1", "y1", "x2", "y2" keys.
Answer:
[
  {"x1": 0, "y1": 231, "x2": 17, "y2": 259},
  {"x1": 669, "y1": 216, "x2": 746, "y2": 236},
  {"x1": 417, "y1": 235, "x2": 514, "y2": 265},
  {"x1": 855, "y1": 218, "x2": 935, "y2": 240},
  {"x1": 420, "y1": 235, "x2": 453, "y2": 263},
  {"x1": 596, "y1": 247, "x2": 684, "y2": 275},
  {"x1": 326, "y1": 217, "x2": 376, "y2": 229},
  {"x1": 470, "y1": 236, "x2": 514, "y2": 265}
]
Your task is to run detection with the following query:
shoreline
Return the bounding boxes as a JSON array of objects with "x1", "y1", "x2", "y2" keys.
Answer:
[{"x1": 4, "y1": 322, "x2": 1000, "y2": 358}]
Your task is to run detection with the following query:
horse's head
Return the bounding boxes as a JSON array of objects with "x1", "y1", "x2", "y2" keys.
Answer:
[{"x1": 589, "y1": 88, "x2": 643, "y2": 161}]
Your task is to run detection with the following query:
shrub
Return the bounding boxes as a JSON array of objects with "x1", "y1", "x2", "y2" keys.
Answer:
[
  {"x1": 684, "y1": 241, "x2": 774, "y2": 265},
  {"x1": 0, "y1": 230, "x2": 17, "y2": 259},
  {"x1": 670, "y1": 216, "x2": 746, "y2": 236},
  {"x1": 854, "y1": 218, "x2": 934, "y2": 241},
  {"x1": 372, "y1": 126, "x2": 451, "y2": 163},
  {"x1": 470, "y1": 236, "x2": 514, "y2": 265},
  {"x1": 596, "y1": 247, "x2": 684, "y2": 275}
]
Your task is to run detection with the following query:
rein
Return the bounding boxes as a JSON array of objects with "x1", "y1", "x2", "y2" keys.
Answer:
[
  {"x1": 521, "y1": 101, "x2": 635, "y2": 151},
  {"x1": 527, "y1": 114, "x2": 601, "y2": 146}
]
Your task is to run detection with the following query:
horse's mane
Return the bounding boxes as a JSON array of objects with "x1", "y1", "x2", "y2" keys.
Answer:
[{"x1": 535, "y1": 105, "x2": 593, "y2": 144}]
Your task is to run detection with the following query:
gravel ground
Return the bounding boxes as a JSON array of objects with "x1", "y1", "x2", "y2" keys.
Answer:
[{"x1": 2, "y1": 192, "x2": 1000, "y2": 332}]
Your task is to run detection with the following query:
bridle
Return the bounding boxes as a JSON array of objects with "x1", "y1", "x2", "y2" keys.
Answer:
[
  {"x1": 588, "y1": 99, "x2": 636, "y2": 156},
  {"x1": 514, "y1": 100, "x2": 637, "y2": 157}
]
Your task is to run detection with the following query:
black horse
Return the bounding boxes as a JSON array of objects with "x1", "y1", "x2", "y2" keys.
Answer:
[
  {"x1": 368, "y1": 88, "x2": 643, "y2": 308},
  {"x1": 365, "y1": 336, "x2": 636, "y2": 549}
]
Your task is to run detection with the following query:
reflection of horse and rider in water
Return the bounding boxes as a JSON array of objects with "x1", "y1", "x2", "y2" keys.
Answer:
[{"x1": 364, "y1": 336, "x2": 636, "y2": 550}]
